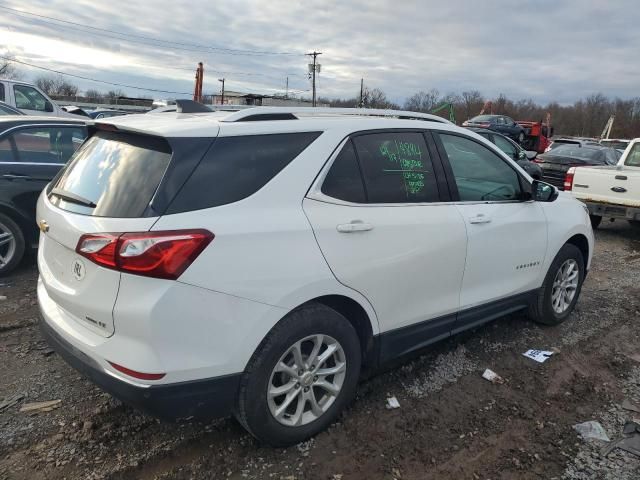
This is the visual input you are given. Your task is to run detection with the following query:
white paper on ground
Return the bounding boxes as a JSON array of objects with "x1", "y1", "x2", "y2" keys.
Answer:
[
  {"x1": 523, "y1": 349, "x2": 554, "y2": 363},
  {"x1": 482, "y1": 369, "x2": 504, "y2": 384},
  {"x1": 574, "y1": 421, "x2": 610, "y2": 442},
  {"x1": 386, "y1": 396, "x2": 400, "y2": 409}
]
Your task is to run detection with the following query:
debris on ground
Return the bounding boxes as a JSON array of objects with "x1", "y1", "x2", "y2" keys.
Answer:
[
  {"x1": 522, "y1": 349, "x2": 555, "y2": 363},
  {"x1": 622, "y1": 420, "x2": 640, "y2": 435},
  {"x1": 0, "y1": 295, "x2": 7, "y2": 301},
  {"x1": 621, "y1": 399, "x2": 640, "y2": 414},
  {"x1": 574, "y1": 421, "x2": 610, "y2": 442},
  {"x1": 481, "y1": 368, "x2": 504, "y2": 384},
  {"x1": 19, "y1": 399, "x2": 61, "y2": 414},
  {"x1": 0, "y1": 392, "x2": 25, "y2": 412},
  {"x1": 386, "y1": 396, "x2": 400, "y2": 409}
]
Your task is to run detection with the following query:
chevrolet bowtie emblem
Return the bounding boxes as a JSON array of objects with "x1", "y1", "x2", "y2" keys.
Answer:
[{"x1": 38, "y1": 220, "x2": 49, "y2": 233}]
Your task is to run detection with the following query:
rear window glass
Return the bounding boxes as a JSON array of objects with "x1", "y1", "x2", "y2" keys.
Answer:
[
  {"x1": 550, "y1": 145, "x2": 604, "y2": 163},
  {"x1": 167, "y1": 132, "x2": 321, "y2": 213},
  {"x1": 626, "y1": 144, "x2": 640, "y2": 167},
  {"x1": 49, "y1": 132, "x2": 171, "y2": 217}
]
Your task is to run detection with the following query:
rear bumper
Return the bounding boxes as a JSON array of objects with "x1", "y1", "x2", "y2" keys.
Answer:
[
  {"x1": 39, "y1": 313, "x2": 241, "y2": 420},
  {"x1": 583, "y1": 201, "x2": 640, "y2": 221}
]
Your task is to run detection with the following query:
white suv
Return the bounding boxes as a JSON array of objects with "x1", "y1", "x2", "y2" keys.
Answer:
[{"x1": 37, "y1": 105, "x2": 593, "y2": 446}]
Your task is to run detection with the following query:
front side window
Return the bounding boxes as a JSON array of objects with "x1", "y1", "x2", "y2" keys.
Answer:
[
  {"x1": 493, "y1": 135, "x2": 518, "y2": 159},
  {"x1": 13, "y1": 85, "x2": 48, "y2": 111},
  {"x1": 321, "y1": 141, "x2": 366, "y2": 203},
  {"x1": 9, "y1": 126, "x2": 86, "y2": 164},
  {"x1": 352, "y1": 132, "x2": 439, "y2": 203},
  {"x1": 438, "y1": 133, "x2": 522, "y2": 202},
  {"x1": 496, "y1": 117, "x2": 505, "y2": 125}
]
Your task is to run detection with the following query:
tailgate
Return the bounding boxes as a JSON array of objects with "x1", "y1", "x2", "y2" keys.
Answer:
[
  {"x1": 37, "y1": 194, "x2": 158, "y2": 337},
  {"x1": 572, "y1": 166, "x2": 640, "y2": 206}
]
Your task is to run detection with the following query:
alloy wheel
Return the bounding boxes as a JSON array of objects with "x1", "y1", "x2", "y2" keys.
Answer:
[
  {"x1": 267, "y1": 334, "x2": 347, "y2": 427},
  {"x1": 0, "y1": 220, "x2": 16, "y2": 270},
  {"x1": 551, "y1": 259, "x2": 579, "y2": 314}
]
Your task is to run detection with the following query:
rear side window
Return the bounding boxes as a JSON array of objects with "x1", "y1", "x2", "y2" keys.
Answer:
[
  {"x1": 0, "y1": 83, "x2": 4, "y2": 102},
  {"x1": 321, "y1": 141, "x2": 366, "y2": 203},
  {"x1": 49, "y1": 132, "x2": 171, "y2": 217},
  {"x1": 167, "y1": 132, "x2": 321, "y2": 213},
  {"x1": 13, "y1": 85, "x2": 48, "y2": 111},
  {"x1": 352, "y1": 132, "x2": 439, "y2": 203},
  {"x1": 10, "y1": 126, "x2": 86, "y2": 164}
]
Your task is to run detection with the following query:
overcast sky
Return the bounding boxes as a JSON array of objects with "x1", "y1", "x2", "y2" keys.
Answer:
[{"x1": 1, "y1": 0, "x2": 638, "y2": 105}]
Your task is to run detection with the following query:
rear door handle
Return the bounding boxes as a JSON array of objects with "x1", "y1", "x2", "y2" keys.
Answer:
[
  {"x1": 468, "y1": 214, "x2": 492, "y2": 224},
  {"x1": 336, "y1": 221, "x2": 374, "y2": 233},
  {"x1": 2, "y1": 174, "x2": 31, "y2": 180}
]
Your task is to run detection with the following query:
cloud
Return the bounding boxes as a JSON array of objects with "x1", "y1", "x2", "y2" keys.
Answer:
[{"x1": 1, "y1": 0, "x2": 638, "y2": 104}]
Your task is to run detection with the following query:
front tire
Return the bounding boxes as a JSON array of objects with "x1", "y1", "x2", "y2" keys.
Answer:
[
  {"x1": 236, "y1": 303, "x2": 361, "y2": 446},
  {"x1": 0, "y1": 213, "x2": 25, "y2": 276},
  {"x1": 528, "y1": 244, "x2": 585, "y2": 325}
]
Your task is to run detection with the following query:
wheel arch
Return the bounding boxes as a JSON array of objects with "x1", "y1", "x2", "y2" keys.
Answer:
[
  {"x1": 306, "y1": 295, "x2": 377, "y2": 369},
  {"x1": 566, "y1": 233, "x2": 590, "y2": 268}
]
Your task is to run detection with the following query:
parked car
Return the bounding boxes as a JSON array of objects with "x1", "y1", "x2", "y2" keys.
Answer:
[
  {"x1": 536, "y1": 144, "x2": 621, "y2": 190},
  {"x1": 466, "y1": 127, "x2": 542, "y2": 179},
  {"x1": 567, "y1": 138, "x2": 640, "y2": 229},
  {"x1": 0, "y1": 101, "x2": 24, "y2": 115},
  {"x1": 61, "y1": 105, "x2": 90, "y2": 117},
  {"x1": 545, "y1": 137, "x2": 600, "y2": 152},
  {"x1": 37, "y1": 106, "x2": 593, "y2": 446},
  {"x1": 462, "y1": 115, "x2": 527, "y2": 144},
  {"x1": 0, "y1": 79, "x2": 71, "y2": 117},
  {"x1": 600, "y1": 139, "x2": 630, "y2": 151},
  {"x1": 88, "y1": 109, "x2": 128, "y2": 119},
  {"x1": 0, "y1": 117, "x2": 87, "y2": 274}
]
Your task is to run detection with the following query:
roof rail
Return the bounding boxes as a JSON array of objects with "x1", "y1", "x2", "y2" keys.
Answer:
[{"x1": 219, "y1": 107, "x2": 453, "y2": 124}]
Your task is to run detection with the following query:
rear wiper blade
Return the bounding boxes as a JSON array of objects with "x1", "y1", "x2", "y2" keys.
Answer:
[{"x1": 50, "y1": 188, "x2": 97, "y2": 208}]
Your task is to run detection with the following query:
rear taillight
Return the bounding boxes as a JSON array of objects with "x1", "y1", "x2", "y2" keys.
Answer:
[
  {"x1": 76, "y1": 229, "x2": 214, "y2": 280},
  {"x1": 564, "y1": 167, "x2": 576, "y2": 191}
]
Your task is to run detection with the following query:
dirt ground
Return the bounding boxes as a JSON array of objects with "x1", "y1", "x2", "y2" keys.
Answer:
[{"x1": 1, "y1": 222, "x2": 640, "y2": 480}]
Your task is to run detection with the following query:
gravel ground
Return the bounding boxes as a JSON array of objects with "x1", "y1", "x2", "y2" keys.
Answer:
[{"x1": 1, "y1": 222, "x2": 640, "y2": 479}]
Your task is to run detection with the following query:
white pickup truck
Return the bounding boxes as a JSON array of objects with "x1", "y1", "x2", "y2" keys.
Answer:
[
  {"x1": 567, "y1": 138, "x2": 640, "y2": 229},
  {"x1": 0, "y1": 78, "x2": 69, "y2": 116}
]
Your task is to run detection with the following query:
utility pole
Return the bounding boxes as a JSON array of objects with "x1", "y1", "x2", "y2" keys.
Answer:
[
  {"x1": 218, "y1": 78, "x2": 225, "y2": 105},
  {"x1": 359, "y1": 78, "x2": 364, "y2": 108},
  {"x1": 285, "y1": 76, "x2": 289, "y2": 99},
  {"x1": 306, "y1": 51, "x2": 322, "y2": 107},
  {"x1": 193, "y1": 62, "x2": 204, "y2": 103}
]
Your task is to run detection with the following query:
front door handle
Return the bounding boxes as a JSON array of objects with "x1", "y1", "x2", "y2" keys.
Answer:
[
  {"x1": 2, "y1": 174, "x2": 31, "y2": 180},
  {"x1": 336, "y1": 221, "x2": 374, "y2": 233},
  {"x1": 468, "y1": 214, "x2": 492, "y2": 224}
]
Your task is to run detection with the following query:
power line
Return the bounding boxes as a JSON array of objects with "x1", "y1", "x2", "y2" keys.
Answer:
[
  {"x1": 0, "y1": 5, "x2": 304, "y2": 56},
  {"x1": 2, "y1": 55, "x2": 311, "y2": 98},
  {"x1": 0, "y1": 55, "x2": 192, "y2": 95}
]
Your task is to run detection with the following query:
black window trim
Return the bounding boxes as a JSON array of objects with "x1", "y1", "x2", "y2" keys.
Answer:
[
  {"x1": 431, "y1": 130, "x2": 533, "y2": 205},
  {"x1": 308, "y1": 128, "x2": 451, "y2": 207},
  {"x1": 0, "y1": 123, "x2": 87, "y2": 166}
]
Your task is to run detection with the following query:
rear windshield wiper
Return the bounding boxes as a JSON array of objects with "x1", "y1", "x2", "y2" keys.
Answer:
[{"x1": 50, "y1": 188, "x2": 97, "y2": 208}]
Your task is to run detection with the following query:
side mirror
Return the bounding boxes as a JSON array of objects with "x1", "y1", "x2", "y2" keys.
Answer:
[
  {"x1": 532, "y1": 180, "x2": 558, "y2": 202},
  {"x1": 525, "y1": 150, "x2": 538, "y2": 160},
  {"x1": 44, "y1": 101, "x2": 54, "y2": 113}
]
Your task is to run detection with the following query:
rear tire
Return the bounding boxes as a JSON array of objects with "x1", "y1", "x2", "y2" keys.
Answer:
[
  {"x1": 236, "y1": 303, "x2": 361, "y2": 446},
  {"x1": 528, "y1": 244, "x2": 584, "y2": 325},
  {"x1": 0, "y1": 213, "x2": 25, "y2": 276},
  {"x1": 590, "y1": 215, "x2": 602, "y2": 229}
]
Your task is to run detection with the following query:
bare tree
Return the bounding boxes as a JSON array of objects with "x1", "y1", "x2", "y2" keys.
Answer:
[
  {"x1": 403, "y1": 89, "x2": 440, "y2": 112},
  {"x1": 34, "y1": 75, "x2": 78, "y2": 97},
  {"x1": 0, "y1": 54, "x2": 21, "y2": 80},
  {"x1": 461, "y1": 90, "x2": 484, "y2": 121},
  {"x1": 84, "y1": 89, "x2": 103, "y2": 102}
]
